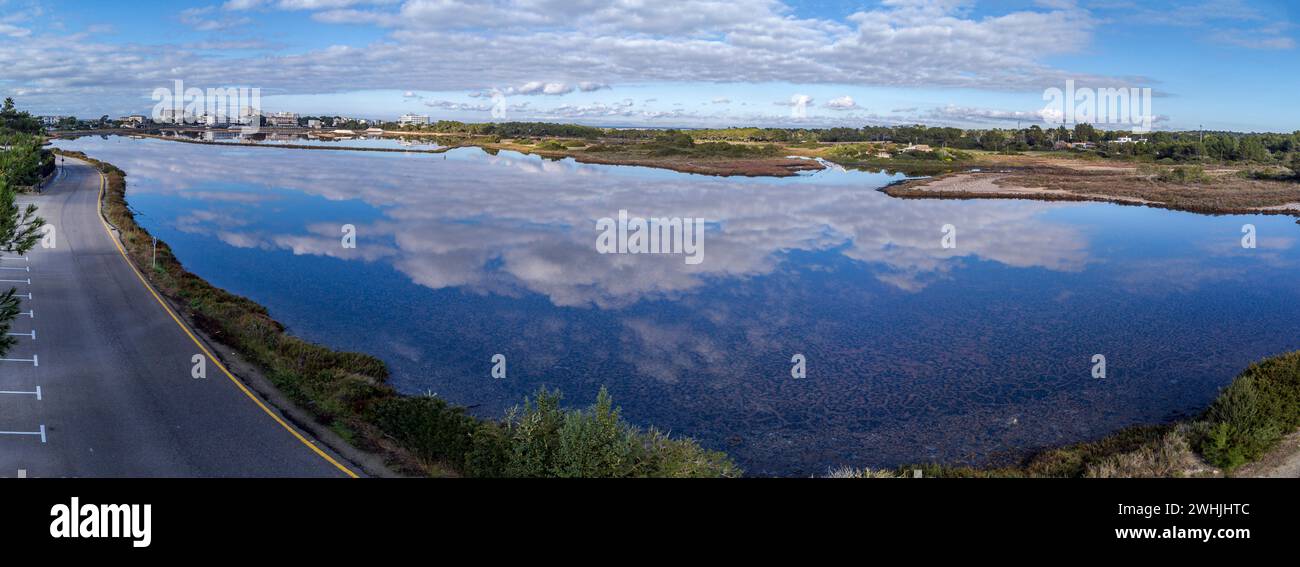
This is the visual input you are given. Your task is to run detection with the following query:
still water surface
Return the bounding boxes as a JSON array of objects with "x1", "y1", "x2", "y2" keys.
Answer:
[
  {"x1": 160, "y1": 130, "x2": 444, "y2": 150},
  {"x1": 54, "y1": 136, "x2": 1300, "y2": 475}
]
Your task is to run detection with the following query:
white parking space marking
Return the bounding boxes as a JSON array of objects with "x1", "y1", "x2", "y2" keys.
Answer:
[
  {"x1": 17, "y1": 310, "x2": 33, "y2": 318},
  {"x1": 0, "y1": 278, "x2": 31, "y2": 284},
  {"x1": 0, "y1": 425, "x2": 46, "y2": 443},
  {"x1": 0, "y1": 354, "x2": 38, "y2": 366},
  {"x1": 5, "y1": 330, "x2": 35, "y2": 339},
  {"x1": 0, "y1": 387, "x2": 41, "y2": 400},
  {"x1": 0, "y1": 266, "x2": 29, "y2": 272}
]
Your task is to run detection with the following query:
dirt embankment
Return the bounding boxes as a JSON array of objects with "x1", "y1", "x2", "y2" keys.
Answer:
[
  {"x1": 884, "y1": 158, "x2": 1300, "y2": 216},
  {"x1": 1236, "y1": 431, "x2": 1300, "y2": 478}
]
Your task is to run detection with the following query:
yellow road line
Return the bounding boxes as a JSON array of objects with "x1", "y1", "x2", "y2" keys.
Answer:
[{"x1": 92, "y1": 167, "x2": 359, "y2": 478}]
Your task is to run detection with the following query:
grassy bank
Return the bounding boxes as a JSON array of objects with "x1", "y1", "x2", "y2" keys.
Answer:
[{"x1": 57, "y1": 149, "x2": 739, "y2": 478}]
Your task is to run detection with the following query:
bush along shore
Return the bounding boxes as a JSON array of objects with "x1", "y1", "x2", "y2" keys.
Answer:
[
  {"x1": 58, "y1": 149, "x2": 739, "y2": 478},
  {"x1": 58, "y1": 148, "x2": 1300, "y2": 479}
]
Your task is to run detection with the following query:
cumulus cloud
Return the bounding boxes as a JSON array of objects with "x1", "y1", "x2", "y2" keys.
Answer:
[{"x1": 825, "y1": 95, "x2": 857, "y2": 110}]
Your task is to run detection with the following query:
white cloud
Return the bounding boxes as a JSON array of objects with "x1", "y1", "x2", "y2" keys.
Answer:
[
  {"x1": 0, "y1": 22, "x2": 30, "y2": 37},
  {"x1": 0, "y1": 0, "x2": 1124, "y2": 114},
  {"x1": 1211, "y1": 28, "x2": 1295, "y2": 50},
  {"x1": 775, "y1": 94, "x2": 813, "y2": 107},
  {"x1": 825, "y1": 95, "x2": 856, "y2": 110},
  {"x1": 179, "y1": 6, "x2": 252, "y2": 31},
  {"x1": 926, "y1": 104, "x2": 1047, "y2": 124}
]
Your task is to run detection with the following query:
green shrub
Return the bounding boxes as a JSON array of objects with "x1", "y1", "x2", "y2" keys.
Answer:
[
  {"x1": 1159, "y1": 165, "x2": 1208, "y2": 183},
  {"x1": 502, "y1": 387, "x2": 741, "y2": 478},
  {"x1": 554, "y1": 388, "x2": 639, "y2": 477},
  {"x1": 1197, "y1": 353, "x2": 1300, "y2": 470},
  {"x1": 652, "y1": 130, "x2": 695, "y2": 149},
  {"x1": 504, "y1": 387, "x2": 567, "y2": 477},
  {"x1": 824, "y1": 143, "x2": 879, "y2": 162},
  {"x1": 463, "y1": 422, "x2": 511, "y2": 477},
  {"x1": 535, "y1": 140, "x2": 568, "y2": 151},
  {"x1": 636, "y1": 428, "x2": 741, "y2": 478},
  {"x1": 368, "y1": 395, "x2": 477, "y2": 465}
]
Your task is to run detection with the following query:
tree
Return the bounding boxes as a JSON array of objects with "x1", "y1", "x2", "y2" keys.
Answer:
[
  {"x1": 0, "y1": 135, "x2": 50, "y2": 187},
  {"x1": 1073, "y1": 122, "x2": 1097, "y2": 143},
  {"x1": 0, "y1": 97, "x2": 42, "y2": 135},
  {"x1": 1290, "y1": 153, "x2": 1300, "y2": 179},
  {"x1": 1237, "y1": 137, "x2": 1270, "y2": 163},
  {"x1": 0, "y1": 98, "x2": 46, "y2": 356},
  {"x1": 0, "y1": 174, "x2": 45, "y2": 356}
]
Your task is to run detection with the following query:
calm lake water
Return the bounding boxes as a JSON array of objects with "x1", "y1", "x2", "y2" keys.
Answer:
[{"x1": 54, "y1": 136, "x2": 1300, "y2": 475}]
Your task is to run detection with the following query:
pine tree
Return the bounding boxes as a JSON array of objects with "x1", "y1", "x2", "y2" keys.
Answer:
[{"x1": 0, "y1": 146, "x2": 46, "y2": 356}]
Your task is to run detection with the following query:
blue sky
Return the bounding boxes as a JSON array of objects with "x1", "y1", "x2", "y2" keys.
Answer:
[{"x1": 2, "y1": 0, "x2": 1298, "y2": 131}]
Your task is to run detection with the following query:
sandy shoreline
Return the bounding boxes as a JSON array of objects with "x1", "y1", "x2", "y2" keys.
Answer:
[{"x1": 885, "y1": 166, "x2": 1300, "y2": 217}]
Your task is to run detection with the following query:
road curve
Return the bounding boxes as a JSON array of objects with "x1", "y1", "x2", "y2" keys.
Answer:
[{"x1": 0, "y1": 157, "x2": 355, "y2": 477}]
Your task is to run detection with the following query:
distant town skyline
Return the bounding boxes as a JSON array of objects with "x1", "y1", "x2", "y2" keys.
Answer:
[{"x1": 2, "y1": 0, "x2": 1299, "y2": 132}]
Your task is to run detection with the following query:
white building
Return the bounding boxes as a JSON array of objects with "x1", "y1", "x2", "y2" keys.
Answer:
[
  {"x1": 266, "y1": 112, "x2": 300, "y2": 128},
  {"x1": 155, "y1": 109, "x2": 184, "y2": 124},
  {"x1": 238, "y1": 106, "x2": 261, "y2": 126},
  {"x1": 306, "y1": 119, "x2": 322, "y2": 129},
  {"x1": 398, "y1": 113, "x2": 429, "y2": 127}
]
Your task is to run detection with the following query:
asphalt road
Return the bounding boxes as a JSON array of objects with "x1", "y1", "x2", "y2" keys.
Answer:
[{"x1": 0, "y1": 157, "x2": 355, "y2": 477}]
